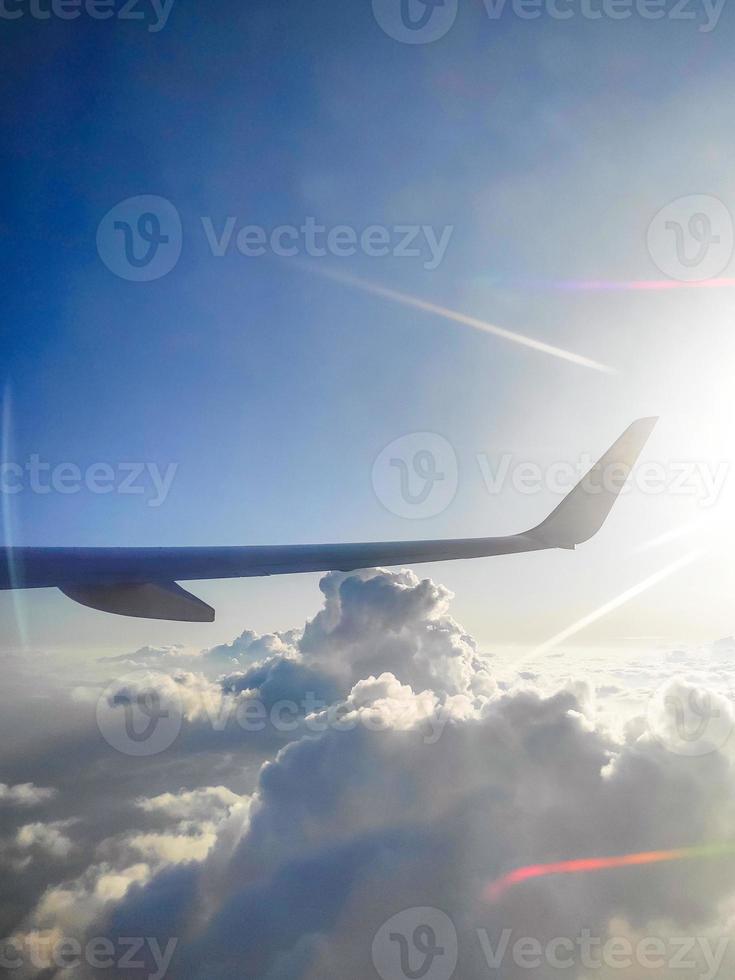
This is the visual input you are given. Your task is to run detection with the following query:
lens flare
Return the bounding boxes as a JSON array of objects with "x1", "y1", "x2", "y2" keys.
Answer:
[
  {"x1": 547, "y1": 277, "x2": 735, "y2": 291},
  {"x1": 483, "y1": 843, "x2": 735, "y2": 902},
  {"x1": 490, "y1": 276, "x2": 735, "y2": 291}
]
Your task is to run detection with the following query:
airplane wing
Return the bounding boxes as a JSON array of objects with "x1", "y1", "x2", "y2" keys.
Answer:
[{"x1": 0, "y1": 418, "x2": 657, "y2": 622}]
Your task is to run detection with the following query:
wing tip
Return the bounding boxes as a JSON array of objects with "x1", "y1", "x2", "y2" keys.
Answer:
[
  {"x1": 632, "y1": 415, "x2": 659, "y2": 431},
  {"x1": 529, "y1": 416, "x2": 658, "y2": 548}
]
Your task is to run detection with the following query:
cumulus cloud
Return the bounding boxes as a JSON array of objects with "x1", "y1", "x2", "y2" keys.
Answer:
[
  {"x1": 124, "y1": 786, "x2": 252, "y2": 866},
  {"x1": 98, "y1": 645, "x2": 188, "y2": 664},
  {"x1": 91, "y1": 679, "x2": 735, "y2": 979},
  {"x1": 212, "y1": 570, "x2": 496, "y2": 733},
  {"x1": 15, "y1": 820, "x2": 77, "y2": 860},
  {"x1": 136, "y1": 786, "x2": 243, "y2": 822},
  {"x1": 3, "y1": 569, "x2": 735, "y2": 980},
  {"x1": 204, "y1": 629, "x2": 301, "y2": 667},
  {"x1": 0, "y1": 783, "x2": 57, "y2": 807}
]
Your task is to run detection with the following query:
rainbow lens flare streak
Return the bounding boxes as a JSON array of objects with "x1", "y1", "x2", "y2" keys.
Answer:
[
  {"x1": 472, "y1": 275, "x2": 735, "y2": 292},
  {"x1": 559, "y1": 278, "x2": 735, "y2": 290},
  {"x1": 515, "y1": 277, "x2": 735, "y2": 291},
  {"x1": 483, "y1": 843, "x2": 735, "y2": 902}
]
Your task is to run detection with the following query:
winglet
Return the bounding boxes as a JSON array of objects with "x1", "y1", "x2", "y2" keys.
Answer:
[{"x1": 527, "y1": 417, "x2": 658, "y2": 549}]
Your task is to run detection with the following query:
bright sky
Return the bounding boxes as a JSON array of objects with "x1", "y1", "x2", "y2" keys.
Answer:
[{"x1": 2, "y1": 2, "x2": 735, "y2": 657}]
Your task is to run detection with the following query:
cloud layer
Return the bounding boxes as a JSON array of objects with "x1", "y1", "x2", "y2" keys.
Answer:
[{"x1": 1, "y1": 568, "x2": 735, "y2": 979}]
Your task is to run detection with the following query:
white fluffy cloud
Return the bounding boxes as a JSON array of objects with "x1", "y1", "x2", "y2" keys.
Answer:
[
  {"x1": 4, "y1": 569, "x2": 735, "y2": 980},
  {"x1": 15, "y1": 821, "x2": 77, "y2": 860},
  {"x1": 0, "y1": 783, "x2": 57, "y2": 807}
]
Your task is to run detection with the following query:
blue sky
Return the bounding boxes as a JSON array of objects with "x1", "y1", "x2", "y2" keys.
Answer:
[
  {"x1": 6, "y1": 8, "x2": 735, "y2": 976},
  {"x1": 3, "y1": 0, "x2": 735, "y2": 654}
]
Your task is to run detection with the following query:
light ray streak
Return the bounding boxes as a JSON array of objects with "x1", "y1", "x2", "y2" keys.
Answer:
[
  {"x1": 530, "y1": 551, "x2": 703, "y2": 658},
  {"x1": 631, "y1": 522, "x2": 701, "y2": 555},
  {"x1": 313, "y1": 268, "x2": 616, "y2": 374}
]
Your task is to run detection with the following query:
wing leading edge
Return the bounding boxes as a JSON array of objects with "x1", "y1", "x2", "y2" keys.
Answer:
[{"x1": 0, "y1": 418, "x2": 657, "y2": 621}]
